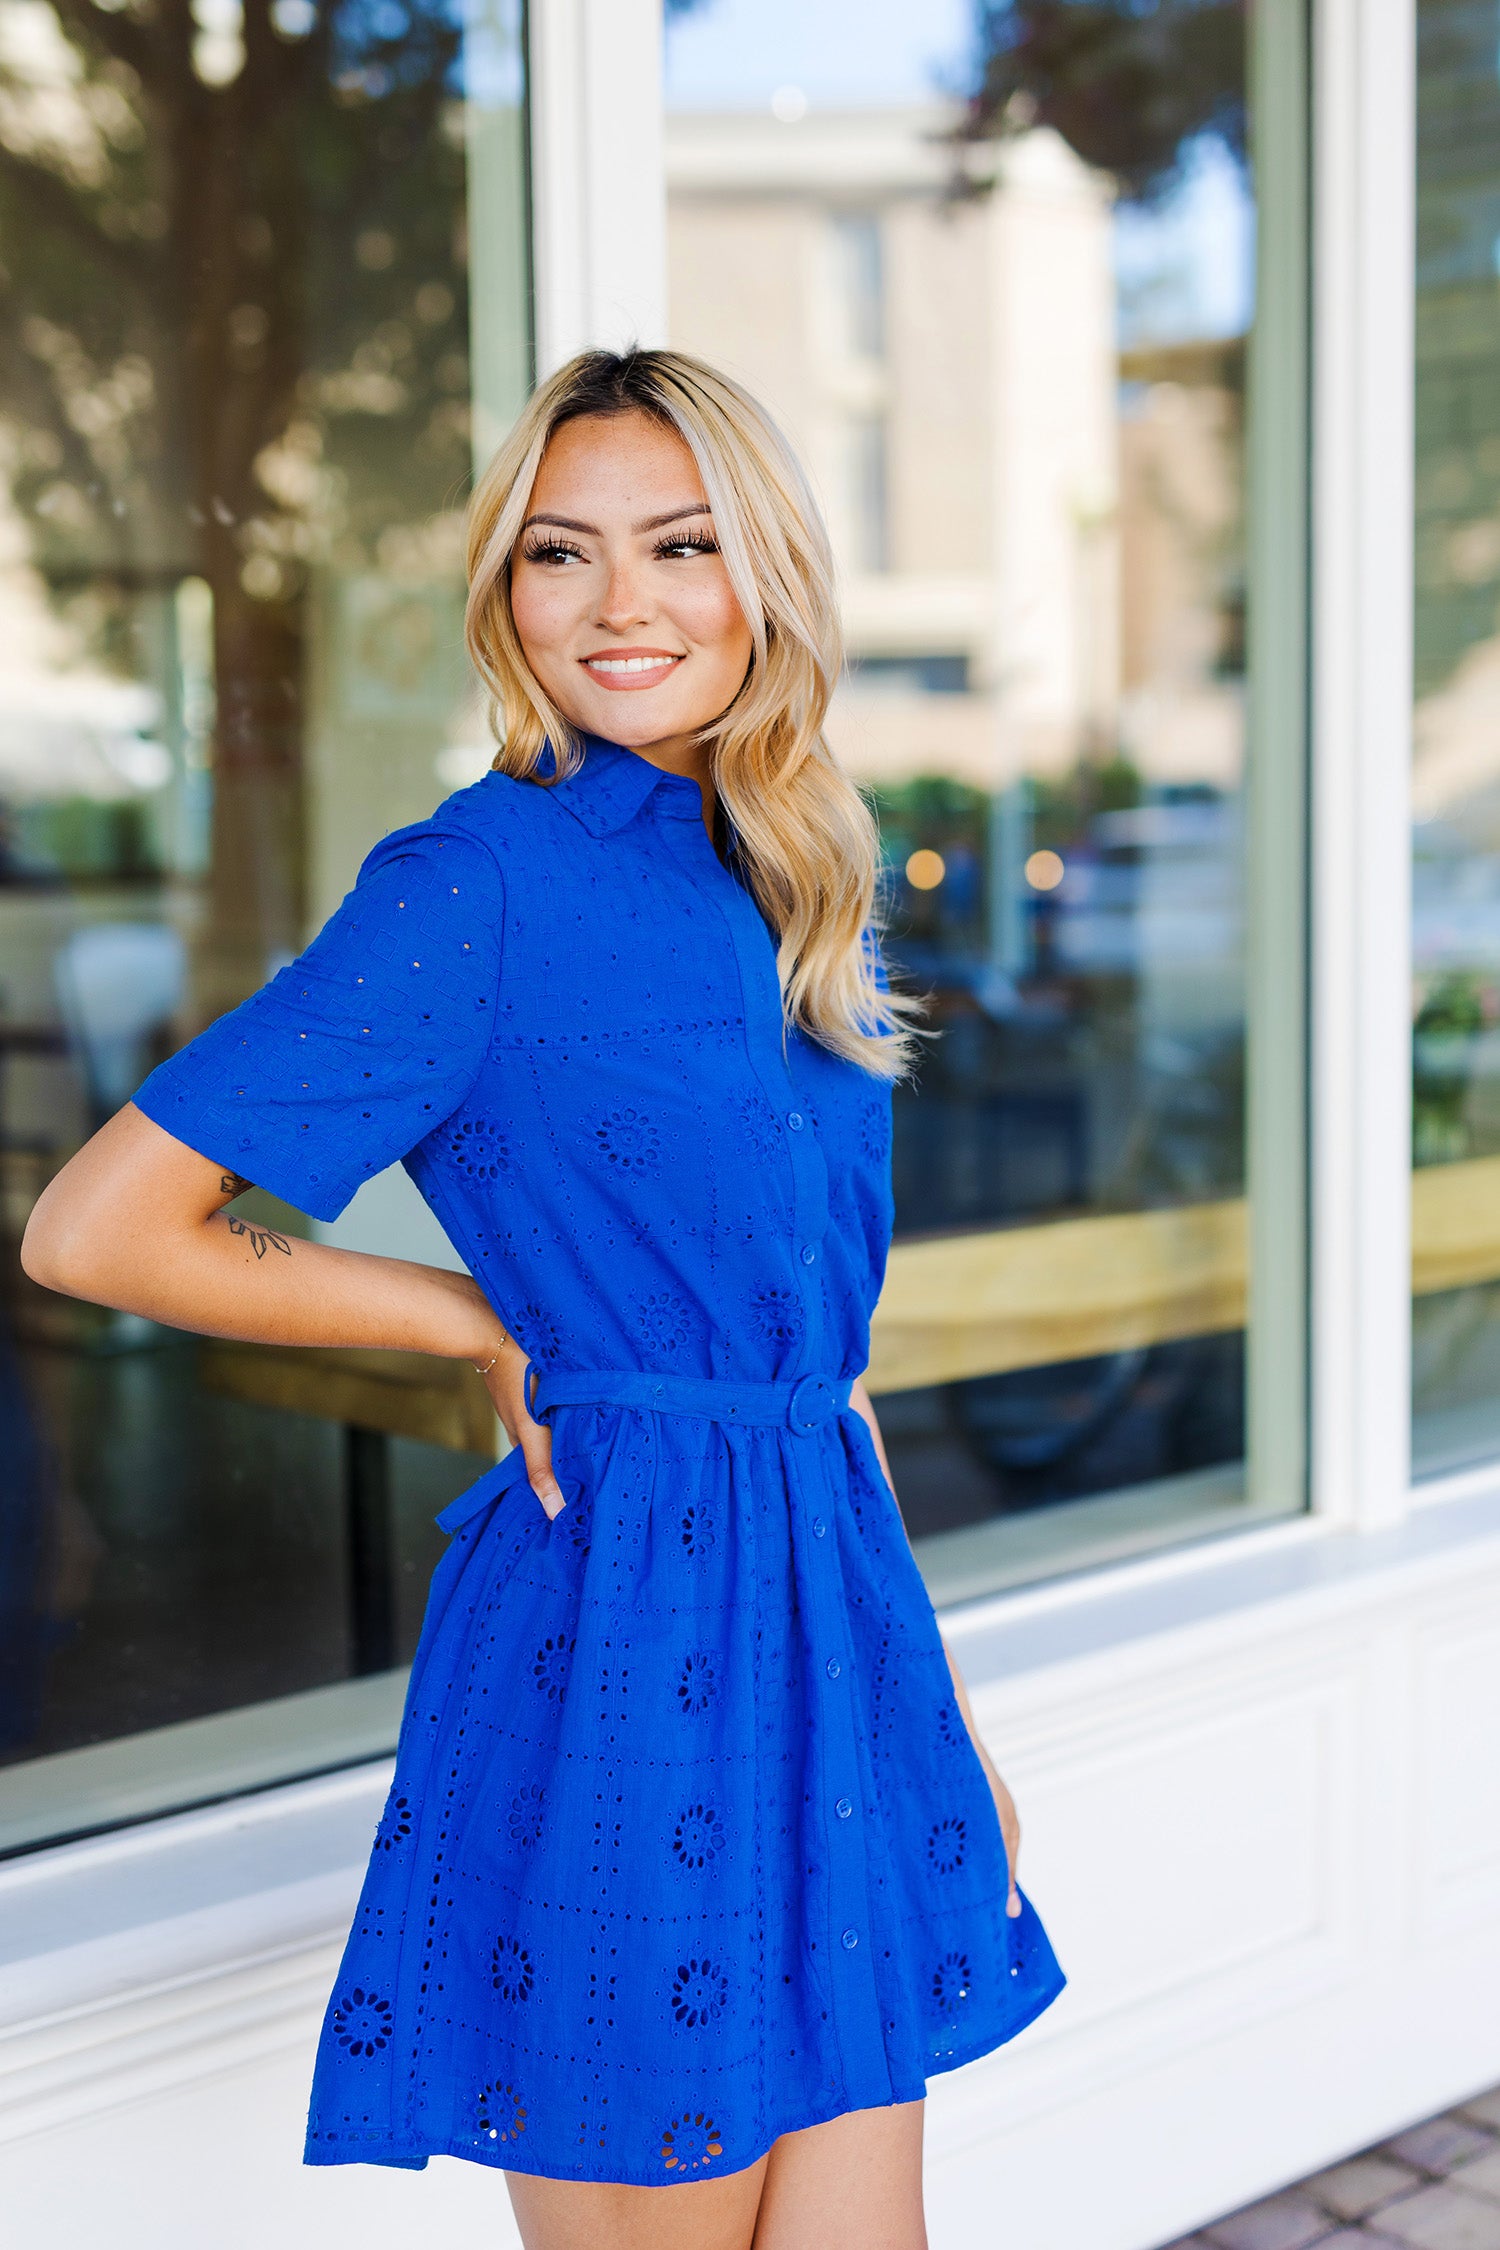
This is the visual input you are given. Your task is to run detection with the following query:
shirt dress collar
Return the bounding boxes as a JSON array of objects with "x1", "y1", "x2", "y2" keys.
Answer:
[{"x1": 546, "y1": 735, "x2": 701, "y2": 837}]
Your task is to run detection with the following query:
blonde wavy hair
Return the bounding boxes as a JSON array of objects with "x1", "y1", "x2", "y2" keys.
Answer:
[{"x1": 464, "y1": 347, "x2": 920, "y2": 1078}]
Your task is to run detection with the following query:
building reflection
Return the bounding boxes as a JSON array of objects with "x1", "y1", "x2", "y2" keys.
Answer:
[{"x1": 668, "y1": 98, "x2": 1252, "y2": 1534}]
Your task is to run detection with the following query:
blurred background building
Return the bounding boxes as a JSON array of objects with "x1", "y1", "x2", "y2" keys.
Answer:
[{"x1": 0, "y1": 3, "x2": 1495, "y2": 2247}]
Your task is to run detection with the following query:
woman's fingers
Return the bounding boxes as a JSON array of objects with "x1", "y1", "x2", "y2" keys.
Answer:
[
  {"x1": 480, "y1": 1340, "x2": 567, "y2": 1519},
  {"x1": 518, "y1": 1421, "x2": 567, "y2": 1520}
]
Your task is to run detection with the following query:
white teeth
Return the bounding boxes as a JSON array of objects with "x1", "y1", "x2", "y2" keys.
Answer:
[{"x1": 585, "y1": 655, "x2": 678, "y2": 674}]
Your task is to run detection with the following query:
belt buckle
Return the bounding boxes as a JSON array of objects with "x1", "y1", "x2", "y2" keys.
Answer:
[{"x1": 788, "y1": 1375, "x2": 835, "y2": 1434}]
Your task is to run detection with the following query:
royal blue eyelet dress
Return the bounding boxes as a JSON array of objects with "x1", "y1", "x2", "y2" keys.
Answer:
[{"x1": 132, "y1": 737, "x2": 1066, "y2": 2188}]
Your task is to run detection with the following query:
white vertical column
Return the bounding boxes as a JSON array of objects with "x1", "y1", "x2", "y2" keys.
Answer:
[
  {"x1": 1244, "y1": 0, "x2": 1311, "y2": 1525},
  {"x1": 528, "y1": 0, "x2": 667, "y2": 377},
  {"x1": 465, "y1": 0, "x2": 531, "y2": 474},
  {"x1": 1310, "y1": 0, "x2": 1416, "y2": 1530}
]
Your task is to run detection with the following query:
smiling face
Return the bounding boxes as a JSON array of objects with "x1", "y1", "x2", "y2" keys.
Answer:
[{"x1": 508, "y1": 410, "x2": 755, "y2": 772}]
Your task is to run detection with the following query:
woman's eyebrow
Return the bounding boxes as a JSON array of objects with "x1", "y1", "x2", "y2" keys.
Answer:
[
  {"x1": 519, "y1": 504, "x2": 713, "y2": 537},
  {"x1": 637, "y1": 504, "x2": 713, "y2": 532}
]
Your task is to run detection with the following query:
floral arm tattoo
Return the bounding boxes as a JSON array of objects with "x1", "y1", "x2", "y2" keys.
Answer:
[
  {"x1": 216, "y1": 1171, "x2": 292, "y2": 1259},
  {"x1": 226, "y1": 1214, "x2": 293, "y2": 1260}
]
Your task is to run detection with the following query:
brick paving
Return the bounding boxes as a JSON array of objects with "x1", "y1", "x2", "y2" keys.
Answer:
[{"x1": 1159, "y1": 2086, "x2": 1500, "y2": 2250}]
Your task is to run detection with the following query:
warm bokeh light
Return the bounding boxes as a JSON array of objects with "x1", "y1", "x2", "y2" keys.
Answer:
[
  {"x1": 1024, "y1": 849, "x2": 1065, "y2": 892},
  {"x1": 904, "y1": 847, "x2": 946, "y2": 890}
]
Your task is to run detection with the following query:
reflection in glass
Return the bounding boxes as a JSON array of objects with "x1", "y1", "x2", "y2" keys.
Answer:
[
  {"x1": 667, "y1": 0, "x2": 1274, "y2": 1588},
  {"x1": 1411, "y1": 0, "x2": 1500, "y2": 1477},
  {"x1": 0, "y1": 0, "x2": 527, "y2": 1811}
]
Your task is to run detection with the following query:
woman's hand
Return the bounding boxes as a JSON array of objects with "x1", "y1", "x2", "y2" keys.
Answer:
[{"x1": 475, "y1": 1329, "x2": 568, "y2": 1521}]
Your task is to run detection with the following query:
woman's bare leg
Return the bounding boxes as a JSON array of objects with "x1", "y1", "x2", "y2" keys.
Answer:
[
  {"x1": 503, "y1": 2101, "x2": 925, "y2": 2250},
  {"x1": 752, "y1": 2101, "x2": 927, "y2": 2250},
  {"x1": 504, "y1": 2153, "x2": 769, "y2": 2250}
]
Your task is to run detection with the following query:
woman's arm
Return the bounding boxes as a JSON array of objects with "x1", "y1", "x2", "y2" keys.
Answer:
[
  {"x1": 849, "y1": 1374, "x2": 1023, "y2": 1916},
  {"x1": 21, "y1": 1104, "x2": 566, "y2": 1515}
]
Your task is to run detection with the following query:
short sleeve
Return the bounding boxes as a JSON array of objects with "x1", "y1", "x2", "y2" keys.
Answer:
[{"x1": 132, "y1": 824, "x2": 503, "y2": 1221}]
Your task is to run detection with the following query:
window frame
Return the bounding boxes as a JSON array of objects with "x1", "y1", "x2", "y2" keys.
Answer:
[
  {"x1": 1309, "y1": 0, "x2": 1417, "y2": 1535},
  {"x1": 0, "y1": 0, "x2": 1449, "y2": 1861},
  {"x1": 596, "y1": 0, "x2": 1335, "y2": 1581},
  {"x1": 526, "y1": 0, "x2": 1444, "y2": 1575}
]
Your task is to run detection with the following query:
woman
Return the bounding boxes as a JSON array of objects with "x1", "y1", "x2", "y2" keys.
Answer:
[{"x1": 22, "y1": 349, "x2": 1065, "y2": 2249}]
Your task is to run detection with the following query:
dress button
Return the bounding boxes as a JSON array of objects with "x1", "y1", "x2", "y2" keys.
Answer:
[
  {"x1": 801, "y1": 1245, "x2": 818, "y2": 1266},
  {"x1": 825, "y1": 1657, "x2": 842, "y2": 1680},
  {"x1": 787, "y1": 1111, "x2": 804, "y2": 1131},
  {"x1": 835, "y1": 1796, "x2": 853, "y2": 1820},
  {"x1": 811, "y1": 1517, "x2": 826, "y2": 1538},
  {"x1": 841, "y1": 1928, "x2": 859, "y2": 1951}
]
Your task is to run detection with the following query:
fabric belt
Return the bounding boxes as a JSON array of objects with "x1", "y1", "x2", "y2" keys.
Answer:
[{"x1": 528, "y1": 1366, "x2": 854, "y2": 1436}]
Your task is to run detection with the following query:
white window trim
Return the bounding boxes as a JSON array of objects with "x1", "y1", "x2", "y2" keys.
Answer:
[
  {"x1": 527, "y1": 0, "x2": 667, "y2": 374},
  {"x1": 1310, "y1": 0, "x2": 1416, "y2": 1534}
]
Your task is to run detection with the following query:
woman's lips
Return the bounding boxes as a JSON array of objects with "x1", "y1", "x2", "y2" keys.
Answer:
[{"x1": 581, "y1": 650, "x2": 684, "y2": 691}]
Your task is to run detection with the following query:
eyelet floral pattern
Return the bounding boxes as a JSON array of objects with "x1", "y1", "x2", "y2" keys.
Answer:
[
  {"x1": 750, "y1": 1285, "x2": 804, "y2": 1345},
  {"x1": 670, "y1": 1803, "x2": 724, "y2": 1870},
  {"x1": 675, "y1": 1652, "x2": 718, "y2": 1716},
  {"x1": 927, "y1": 1817, "x2": 968, "y2": 1875},
  {"x1": 477, "y1": 2080, "x2": 527, "y2": 2144},
  {"x1": 735, "y1": 1088, "x2": 782, "y2": 1161},
  {"x1": 532, "y1": 1635, "x2": 574, "y2": 1701},
  {"x1": 679, "y1": 1501, "x2": 715, "y2": 1555},
  {"x1": 661, "y1": 2110, "x2": 723, "y2": 2172},
  {"x1": 517, "y1": 1303, "x2": 564, "y2": 1365},
  {"x1": 936, "y1": 1697, "x2": 965, "y2": 1750},
  {"x1": 632, "y1": 1288, "x2": 691, "y2": 1355},
  {"x1": 373, "y1": 1791, "x2": 412, "y2": 1851},
  {"x1": 931, "y1": 1951, "x2": 973, "y2": 2013},
  {"x1": 140, "y1": 743, "x2": 1065, "y2": 2187},
  {"x1": 507, "y1": 1784, "x2": 545, "y2": 1849},
  {"x1": 670, "y1": 1958, "x2": 729, "y2": 2028},
  {"x1": 490, "y1": 1936, "x2": 535, "y2": 2003},
  {"x1": 449, "y1": 1116, "x2": 513, "y2": 1179},
  {"x1": 592, "y1": 1105, "x2": 660, "y2": 1174},
  {"x1": 331, "y1": 1989, "x2": 392, "y2": 2058}
]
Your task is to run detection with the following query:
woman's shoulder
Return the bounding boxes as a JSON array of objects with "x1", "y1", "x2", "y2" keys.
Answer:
[{"x1": 356, "y1": 768, "x2": 561, "y2": 893}]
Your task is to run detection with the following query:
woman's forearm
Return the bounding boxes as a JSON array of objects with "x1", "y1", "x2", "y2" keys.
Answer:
[
  {"x1": 22, "y1": 1105, "x2": 504, "y2": 1364},
  {"x1": 101, "y1": 1208, "x2": 499, "y2": 1357}
]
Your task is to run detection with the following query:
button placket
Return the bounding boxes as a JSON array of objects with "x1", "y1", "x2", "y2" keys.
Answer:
[
  {"x1": 670, "y1": 837, "x2": 831, "y2": 1376},
  {"x1": 666, "y1": 802, "x2": 891, "y2": 2090},
  {"x1": 795, "y1": 1431, "x2": 893, "y2": 2105}
]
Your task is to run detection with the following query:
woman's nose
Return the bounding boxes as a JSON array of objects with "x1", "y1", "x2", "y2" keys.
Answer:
[{"x1": 595, "y1": 557, "x2": 652, "y2": 633}]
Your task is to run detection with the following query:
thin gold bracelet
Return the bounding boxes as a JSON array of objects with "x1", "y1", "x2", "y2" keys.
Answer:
[{"x1": 473, "y1": 1348, "x2": 501, "y2": 1378}]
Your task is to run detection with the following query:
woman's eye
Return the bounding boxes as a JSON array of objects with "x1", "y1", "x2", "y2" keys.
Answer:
[
  {"x1": 522, "y1": 540, "x2": 583, "y2": 566},
  {"x1": 657, "y1": 535, "x2": 719, "y2": 560}
]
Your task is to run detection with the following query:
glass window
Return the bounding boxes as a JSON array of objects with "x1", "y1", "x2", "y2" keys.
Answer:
[
  {"x1": 0, "y1": 0, "x2": 529, "y2": 1850},
  {"x1": 1412, "y1": 0, "x2": 1500, "y2": 1477},
  {"x1": 666, "y1": 0, "x2": 1308, "y2": 1597}
]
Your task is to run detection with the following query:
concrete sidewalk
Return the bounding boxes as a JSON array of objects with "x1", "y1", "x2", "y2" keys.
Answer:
[{"x1": 1160, "y1": 2086, "x2": 1500, "y2": 2250}]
